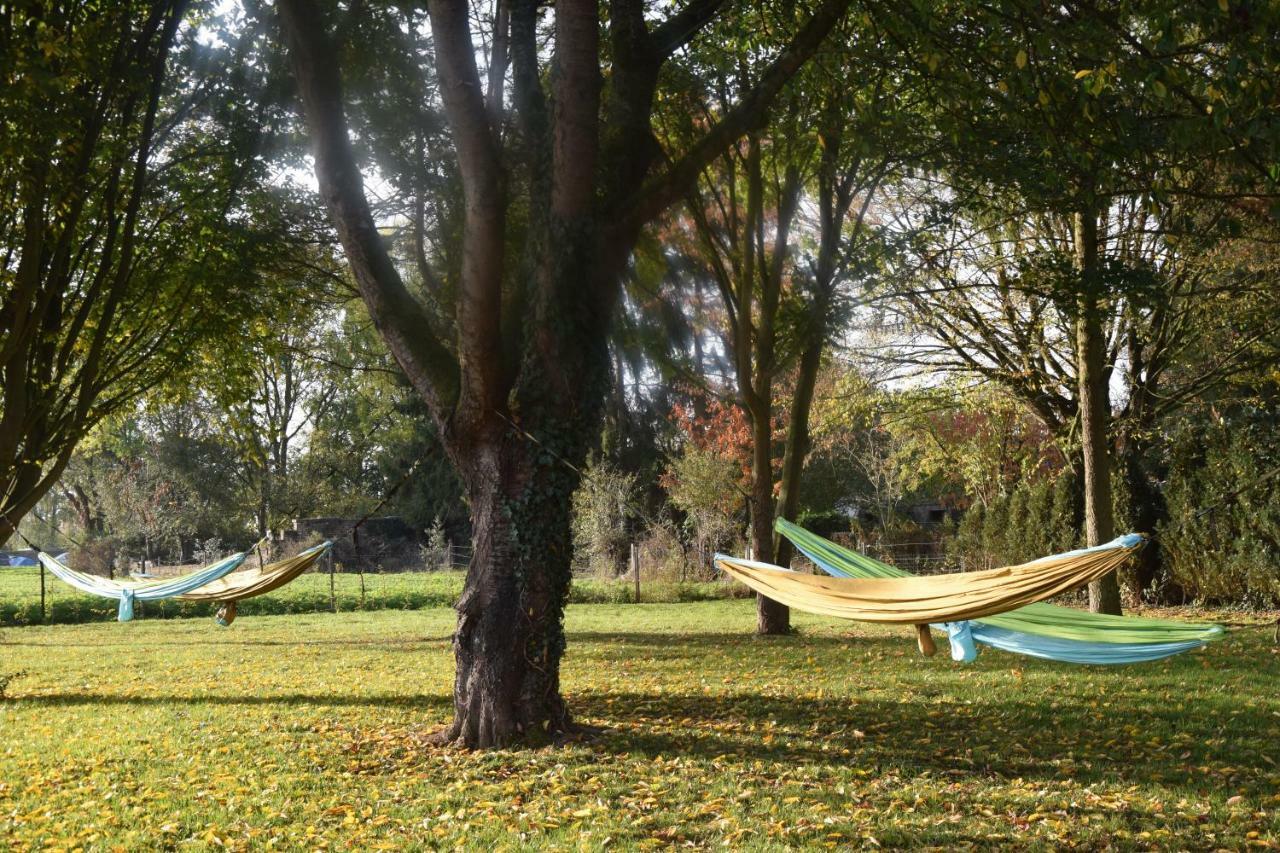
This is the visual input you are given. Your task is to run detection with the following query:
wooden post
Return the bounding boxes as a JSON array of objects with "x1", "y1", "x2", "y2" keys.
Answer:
[
  {"x1": 328, "y1": 548, "x2": 336, "y2": 613},
  {"x1": 631, "y1": 542, "x2": 640, "y2": 604},
  {"x1": 915, "y1": 624, "x2": 937, "y2": 657}
]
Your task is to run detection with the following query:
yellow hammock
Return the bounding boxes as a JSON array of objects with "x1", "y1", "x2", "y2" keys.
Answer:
[
  {"x1": 715, "y1": 534, "x2": 1142, "y2": 651},
  {"x1": 178, "y1": 541, "x2": 333, "y2": 625}
]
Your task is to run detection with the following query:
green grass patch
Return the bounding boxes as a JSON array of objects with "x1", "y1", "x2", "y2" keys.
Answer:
[
  {"x1": 0, "y1": 566, "x2": 745, "y2": 626},
  {"x1": 1, "y1": 601, "x2": 1276, "y2": 849}
]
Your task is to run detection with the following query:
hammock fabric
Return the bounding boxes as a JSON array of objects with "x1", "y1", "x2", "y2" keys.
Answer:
[
  {"x1": 714, "y1": 535, "x2": 1142, "y2": 626},
  {"x1": 37, "y1": 551, "x2": 247, "y2": 622},
  {"x1": 177, "y1": 541, "x2": 333, "y2": 625},
  {"x1": 775, "y1": 519, "x2": 1224, "y2": 663}
]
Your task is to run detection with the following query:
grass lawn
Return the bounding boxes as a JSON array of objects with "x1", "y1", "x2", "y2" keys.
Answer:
[
  {"x1": 0, "y1": 566, "x2": 742, "y2": 626},
  {"x1": 1, "y1": 601, "x2": 1277, "y2": 850}
]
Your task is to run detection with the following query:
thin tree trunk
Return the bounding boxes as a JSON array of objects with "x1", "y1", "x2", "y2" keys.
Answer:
[
  {"x1": 750, "y1": 406, "x2": 789, "y2": 633},
  {"x1": 774, "y1": 333, "x2": 823, "y2": 569},
  {"x1": 1118, "y1": 434, "x2": 1179, "y2": 603},
  {"x1": 1074, "y1": 205, "x2": 1122, "y2": 615}
]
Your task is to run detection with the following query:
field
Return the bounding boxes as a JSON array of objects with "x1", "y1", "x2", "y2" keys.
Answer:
[{"x1": 1, "y1": 600, "x2": 1278, "y2": 850}]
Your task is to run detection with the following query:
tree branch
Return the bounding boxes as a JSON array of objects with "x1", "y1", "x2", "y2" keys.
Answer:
[
  {"x1": 552, "y1": 0, "x2": 600, "y2": 219},
  {"x1": 649, "y1": 0, "x2": 727, "y2": 57},
  {"x1": 619, "y1": 0, "x2": 853, "y2": 232},
  {"x1": 277, "y1": 0, "x2": 460, "y2": 412}
]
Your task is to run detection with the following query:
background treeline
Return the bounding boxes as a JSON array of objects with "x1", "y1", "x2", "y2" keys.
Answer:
[{"x1": 17, "y1": 338, "x2": 1278, "y2": 607}]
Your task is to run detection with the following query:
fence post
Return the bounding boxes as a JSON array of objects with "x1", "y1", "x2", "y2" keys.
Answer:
[
  {"x1": 39, "y1": 561, "x2": 46, "y2": 624},
  {"x1": 631, "y1": 542, "x2": 640, "y2": 604},
  {"x1": 328, "y1": 548, "x2": 336, "y2": 613}
]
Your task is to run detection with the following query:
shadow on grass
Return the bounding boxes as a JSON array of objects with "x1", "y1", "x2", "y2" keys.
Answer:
[
  {"x1": 571, "y1": 687, "x2": 1274, "y2": 795},
  {"x1": 566, "y1": 629, "x2": 920, "y2": 653},
  {"x1": 13, "y1": 691, "x2": 454, "y2": 710},
  {"x1": 15, "y1": 681, "x2": 1268, "y2": 796},
  {"x1": 0, "y1": 635, "x2": 455, "y2": 649},
  {"x1": 567, "y1": 630, "x2": 883, "y2": 644}
]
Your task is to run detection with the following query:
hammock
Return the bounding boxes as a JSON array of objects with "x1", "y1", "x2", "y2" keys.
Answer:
[
  {"x1": 37, "y1": 551, "x2": 248, "y2": 622},
  {"x1": 715, "y1": 533, "x2": 1142, "y2": 627},
  {"x1": 177, "y1": 541, "x2": 333, "y2": 625},
  {"x1": 775, "y1": 519, "x2": 1224, "y2": 663}
]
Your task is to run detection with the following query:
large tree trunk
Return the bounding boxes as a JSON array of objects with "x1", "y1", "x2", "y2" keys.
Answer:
[
  {"x1": 439, "y1": 432, "x2": 577, "y2": 746},
  {"x1": 439, "y1": 235, "x2": 611, "y2": 745},
  {"x1": 1074, "y1": 206, "x2": 1123, "y2": 615}
]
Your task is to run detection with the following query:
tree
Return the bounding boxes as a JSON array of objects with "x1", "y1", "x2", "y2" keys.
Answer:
[
  {"x1": 0, "y1": 1, "x2": 298, "y2": 541},
  {"x1": 872, "y1": 0, "x2": 1280, "y2": 611},
  {"x1": 60, "y1": 396, "x2": 254, "y2": 563},
  {"x1": 663, "y1": 441, "x2": 745, "y2": 566},
  {"x1": 885, "y1": 191, "x2": 1280, "y2": 598},
  {"x1": 276, "y1": 0, "x2": 853, "y2": 746},
  {"x1": 683, "y1": 119, "x2": 807, "y2": 634},
  {"x1": 570, "y1": 456, "x2": 639, "y2": 577},
  {"x1": 663, "y1": 393, "x2": 753, "y2": 565},
  {"x1": 668, "y1": 34, "x2": 903, "y2": 632},
  {"x1": 895, "y1": 383, "x2": 1066, "y2": 511},
  {"x1": 209, "y1": 319, "x2": 340, "y2": 539}
]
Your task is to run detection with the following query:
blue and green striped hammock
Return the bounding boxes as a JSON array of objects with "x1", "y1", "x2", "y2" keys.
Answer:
[
  {"x1": 775, "y1": 519, "x2": 1224, "y2": 664},
  {"x1": 37, "y1": 549, "x2": 248, "y2": 622}
]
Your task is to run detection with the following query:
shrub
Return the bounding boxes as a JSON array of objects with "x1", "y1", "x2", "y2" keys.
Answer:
[
  {"x1": 420, "y1": 517, "x2": 451, "y2": 570},
  {"x1": 0, "y1": 571, "x2": 748, "y2": 627},
  {"x1": 949, "y1": 469, "x2": 1082, "y2": 570},
  {"x1": 1161, "y1": 410, "x2": 1280, "y2": 607},
  {"x1": 571, "y1": 457, "x2": 640, "y2": 577},
  {"x1": 70, "y1": 538, "x2": 117, "y2": 578},
  {"x1": 795, "y1": 509, "x2": 848, "y2": 538},
  {"x1": 635, "y1": 521, "x2": 696, "y2": 582}
]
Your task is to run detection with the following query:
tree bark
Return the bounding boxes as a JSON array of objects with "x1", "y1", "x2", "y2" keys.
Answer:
[
  {"x1": 750, "y1": 404, "x2": 789, "y2": 633},
  {"x1": 438, "y1": 430, "x2": 578, "y2": 746},
  {"x1": 1074, "y1": 205, "x2": 1123, "y2": 614}
]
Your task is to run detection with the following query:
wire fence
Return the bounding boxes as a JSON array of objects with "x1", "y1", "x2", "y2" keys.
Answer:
[{"x1": 832, "y1": 536, "x2": 956, "y2": 575}]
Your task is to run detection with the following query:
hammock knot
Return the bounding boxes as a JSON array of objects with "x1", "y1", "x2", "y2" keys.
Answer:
[
  {"x1": 945, "y1": 621, "x2": 978, "y2": 662},
  {"x1": 118, "y1": 588, "x2": 137, "y2": 622}
]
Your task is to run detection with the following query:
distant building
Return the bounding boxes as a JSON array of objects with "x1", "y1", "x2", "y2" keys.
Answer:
[
  {"x1": 280, "y1": 516, "x2": 420, "y2": 570},
  {"x1": 904, "y1": 501, "x2": 962, "y2": 527},
  {"x1": 838, "y1": 501, "x2": 962, "y2": 528}
]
